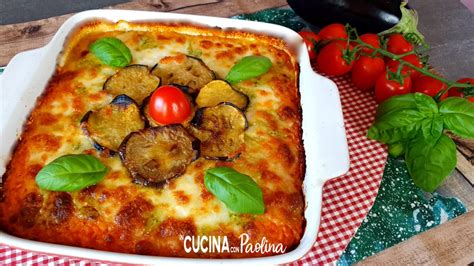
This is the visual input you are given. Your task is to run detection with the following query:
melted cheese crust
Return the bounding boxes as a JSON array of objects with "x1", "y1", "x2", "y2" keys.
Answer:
[{"x1": 0, "y1": 21, "x2": 304, "y2": 258}]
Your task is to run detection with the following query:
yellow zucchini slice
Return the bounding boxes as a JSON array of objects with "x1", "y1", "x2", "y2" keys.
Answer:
[{"x1": 196, "y1": 80, "x2": 249, "y2": 110}]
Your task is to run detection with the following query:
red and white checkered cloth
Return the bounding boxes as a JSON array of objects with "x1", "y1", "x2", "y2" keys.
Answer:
[
  {"x1": 293, "y1": 74, "x2": 387, "y2": 265},
  {"x1": 0, "y1": 74, "x2": 387, "y2": 265},
  {"x1": 0, "y1": 247, "x2": 108, "y2": 266}
]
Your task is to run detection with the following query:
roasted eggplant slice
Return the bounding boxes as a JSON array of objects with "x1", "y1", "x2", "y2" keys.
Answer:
[
  {"x1": 81, "y1": 95, "x2": 145, "y2": 153},
  {"x1": 151, "y1": 54, "x2": 215, "y2": 94},
  {"x1": 196, "y1": 80, "x2": 249, "y2": 110},
  {"x1": 171, "y1": 84, "x2": 193, "y2": 95},
  {"x1": 189, "y1": 103, "x2": 248, "y2": 160},
  {"x1": 104, "y1": 65, "x2": 160, "y2": 104},
  {"x1": 141, "y1": 98, "x2": 160, "y2": 127},
  {"x1": 119, "y1": 125, "x2": 199, "y2": 187}
]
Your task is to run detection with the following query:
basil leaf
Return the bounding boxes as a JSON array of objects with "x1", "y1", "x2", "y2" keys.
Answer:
[
  {"x1": 204, "y1": 167, "x2": 265, "y2": 214},
  {"x1": 420, "y1": 115, "x2": 444, "y2": 140},
  {"x1": 368, "y1": 123, "x2": 421, "y2": 144},
  {"x1": 439, "y1": 97, "x2": 474, "y2": 139},
  {"x1": 368, "y1": 109, "x2": 426, "y2": 144},
  {"x1": 90, "y1": 37, "x2": 132, "y2": 67},
  {"x1": 414, "y1": 93, "x2": 438, "y2": 115},
  {"x1": 405, "y1": 134, "x2": 456, "y2": 192},
  {"x1": 35, "y1": 154, "x2": 108, "y2": 192},
  {"x1": 376, "y1": 94, "x2": 417, "y2": 118},
  {"x1": 225, "y1": 56, "x2": 272, "y2": 84},
  {"x1": 375, "y1": 93, "x2": 437, "y2": 119}
]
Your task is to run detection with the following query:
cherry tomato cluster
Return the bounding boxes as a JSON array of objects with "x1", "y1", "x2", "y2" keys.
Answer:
[{"x1": 299, "y1": 24, "x2": 474, "y2": 103}]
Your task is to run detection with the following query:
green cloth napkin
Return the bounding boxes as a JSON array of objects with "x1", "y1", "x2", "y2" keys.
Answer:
[{"x1": 338, "y1": 157, "x2": 466, "y2": 264}]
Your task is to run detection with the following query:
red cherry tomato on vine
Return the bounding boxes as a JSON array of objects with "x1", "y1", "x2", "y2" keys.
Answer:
[
  {"x1": 351, "y1": 56, "x2": 385, "y2": 91},
  {"x1": 448, "y1": 78, "x2": 474, "y2": 102},
  {"x1": 299, "y1": 31, "x2": 320, "y2": 60},
  {"x1": 375, "y1": 72, "x2": 412, "y2": 103},
  {"x1": 386, "y1": 54, "x2": 423, "y2": 80},
  {"x1": 412, "y1": 76, "x2": 448, "y2": 100},
  {"x1": 358, "y1": 33, "x2": 381, "y2": 54},
  {"x1": 316, "y1": 40, "x2": 354, "y2": 76},
  {"x1": 386, "y1": 33, "x2": 414, "y2": 55},
  {"x1": 149, "y1": 85, "x2": 192, "y2": 125},
  {"x1": 448, "y1": 89, "x2": 463, "y2": 98},
  {"x1": 319, "y1": 23, "x2": 348, "y2": 41}
]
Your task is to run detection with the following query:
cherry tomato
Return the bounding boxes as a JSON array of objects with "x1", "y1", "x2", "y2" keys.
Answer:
[
  {"x1": 149, "y1": 85, "x2": 192, "y2": 125},
  {"x1": 299, "y1": 31, "x2": 320, "y2": 60},
  {"x1": 448, "y1": 87, "x2": 464, "y2": 98},
  {"x1": 375, "y1": 72, "x2": 412, "y2": 103},
  {"x1": 386, "y1": 54, "x2": 423, "y2": 80},
  {"x1": 412, "y1": 76, "x2": 448, "y2": 100},
  {"x1": 351, "y1": 56, "x2": 385, "y2": 91},
  {"x1": 386, "y1": 33, "x2": 413, "y2": 55},
  {"x1": 359, "y1": 33, "x2": 381, "y2": 54},
  {"x1": 319, "y1": 23, "x2": 348, "y2": 42},
  {"x1": 448, "y1": 78, "x2": 474, "y2": 102},
  {"x1": 316, "y1": 40, "x2": 353, "y2": 76}
]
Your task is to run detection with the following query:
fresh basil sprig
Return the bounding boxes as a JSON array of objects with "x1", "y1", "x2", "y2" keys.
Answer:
[
  {"x1": 368, "y1": 93, "x2": 474, "y2": 192},
  {"x1": 225, "y1": 56, "x2": 272, "y2": 84},
  {"x1": 90, "y1": 37, "x2": 132, "y2": 67},
  {"x1": 35, "y1": 154, "x2": 108, "y2": 192},
  {"x1": 204, "y1": 167, "x2": 265, "y2": 214}
]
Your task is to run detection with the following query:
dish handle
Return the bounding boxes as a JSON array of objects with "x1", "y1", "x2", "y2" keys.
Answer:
[
  {"x1": 1, "y1": 47, "x2": 46, "y2": 176},
  {"x1": 300, "y1": 69, "x2": 350, "y2": 183},
  {"x1": 0, "y1": 48, "x2": 45, "y2": 85}
]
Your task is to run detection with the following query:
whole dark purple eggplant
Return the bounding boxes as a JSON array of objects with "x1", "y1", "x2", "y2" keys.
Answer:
[{"x1": 287, "y1": 0, "x2": 403, "y2": 33}]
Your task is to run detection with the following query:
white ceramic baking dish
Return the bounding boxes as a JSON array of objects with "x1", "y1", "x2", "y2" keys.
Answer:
[{"x1": 0, "y1": 9, "x2": 349, "y2": 265}]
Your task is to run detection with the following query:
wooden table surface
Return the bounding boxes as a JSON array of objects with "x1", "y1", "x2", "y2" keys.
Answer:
[{"x1": 1, "y1": 0, "x2": 473, "y2": 264}]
